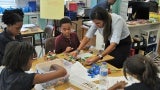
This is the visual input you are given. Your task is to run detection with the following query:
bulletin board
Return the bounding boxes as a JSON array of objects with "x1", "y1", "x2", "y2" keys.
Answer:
[{"x1": 40, "y1": 0, "x2": 64, "y2": 19}]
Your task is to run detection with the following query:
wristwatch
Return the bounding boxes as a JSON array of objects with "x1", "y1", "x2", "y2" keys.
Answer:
[{"x1": 97, "y1": 54, "x2": 103, "y2": 59}]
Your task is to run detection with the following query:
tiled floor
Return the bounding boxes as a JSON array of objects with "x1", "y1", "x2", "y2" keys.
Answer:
[{"x1": 35, "y1": 45, "x2": 45, "y2": 58}]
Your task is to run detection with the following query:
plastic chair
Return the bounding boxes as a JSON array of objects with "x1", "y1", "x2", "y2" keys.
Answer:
[
  {"x1": 38, "y1": 25, "x2": 54, "y2": 57},
  {"x1": 43, "y1": 25, "x2": 54, "y2": 39},
  {"x1": 35, "y1": 25, "x2": 53, "y2": 45},
  {"x1": 23, "y1": 36, "x2": 33, "y2": 45},
  {"x1": 44, "y1": 37, "x2": 55, "y2": 54}
]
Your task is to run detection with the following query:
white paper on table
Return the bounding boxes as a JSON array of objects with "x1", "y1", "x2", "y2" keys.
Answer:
[
  {"x1": 21, "y1": 24, "x2": 36, "y2": 32},
  {"x1": 20, "y1": 27, "x2": 29, "y2": 32},
  {"x1": 70, "y1": 62, "x2": 140, "y2": 88},
  {"x1": 70, "y1": 61, "x2": 99, "y2": 81},
  {"x1": 70, "y1": 61, "x2": 87, "y2": 77},
  {"x1": 107, "y1": 76, "x2": 140, "y2": 88},
  {"x1": 22, "y1": 24, "x2": 35, "y2": 28}
]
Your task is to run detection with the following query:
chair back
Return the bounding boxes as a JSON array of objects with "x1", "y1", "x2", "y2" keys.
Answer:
[
  {"x1": 45, "y1": 37, "x2": 55, "y2": 54},
  {"x1": 23, "y1": 36, "x2": 33, "y2": 45},
  {"x1": 44, "y1": 25, "x2": 54, "y2": 39}
]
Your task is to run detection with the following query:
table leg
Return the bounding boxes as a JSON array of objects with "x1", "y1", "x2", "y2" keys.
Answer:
[
  {"x1": 40, "y1": 33, "x2": 43, "y2": 47},
  {"x1": 33, "y1": 35, "x2": 35, "y2": 46}
]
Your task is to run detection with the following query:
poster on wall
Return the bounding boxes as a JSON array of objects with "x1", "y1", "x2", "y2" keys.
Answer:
[{"x1": 40, "y1": 0, "x2": 64, "y2": 19}]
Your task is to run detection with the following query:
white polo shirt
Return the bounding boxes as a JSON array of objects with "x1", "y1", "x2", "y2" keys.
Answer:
[{"x1": 85, "y1": 13, "x2": 130, "y2": 44}]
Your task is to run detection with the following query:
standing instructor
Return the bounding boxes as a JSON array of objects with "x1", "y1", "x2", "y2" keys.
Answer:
[{"x1": 71, "y1": 7, "x2": 131, "y2": 68}]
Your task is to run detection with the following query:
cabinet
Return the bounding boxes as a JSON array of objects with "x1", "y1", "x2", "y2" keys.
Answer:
[
  {"x1": 128, "y1": 22, "x2": 160, "y2": 54},
  {"x1": 141, "y1": 29, "x2": 158, "y2": 46},
  {"x1": 140, "y1": 29, "x2": 158, "y2": 53}
]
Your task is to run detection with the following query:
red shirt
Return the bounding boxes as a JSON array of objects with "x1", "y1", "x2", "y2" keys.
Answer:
[{"x1": 55, "y1": 32, "x2": 80, "y2": 54}]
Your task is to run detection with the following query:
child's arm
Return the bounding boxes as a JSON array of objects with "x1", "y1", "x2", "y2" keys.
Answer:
[
  {"x1": 33, "y1": 64, "x2": 67, "y2": 84},
  {"x1": 63, "y1": 47, "x2": 73, "y2": 53},
  {"x1": 108, "y1": 81, "x2": 127, "y2": 90}
]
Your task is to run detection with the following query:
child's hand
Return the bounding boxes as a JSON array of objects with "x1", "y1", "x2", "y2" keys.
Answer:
[
  {"x1": 85, "y1": 56, "x2": 99, "y2": 65},
  {"x1": 49, "y1": 64, "x2": 64, "y2": 71},
  {"x1": 65, "y1": 47, "x2": 73, "y2": 53},
  {"x1": 108, "y1": 81, "x2": 127, "y2": 90},
  {"x1": 115, "y1": 81, "x2": 127, "y2": 89},
  {"x1": 49, "y1": 64, "x2": 67, "y2": 78}
]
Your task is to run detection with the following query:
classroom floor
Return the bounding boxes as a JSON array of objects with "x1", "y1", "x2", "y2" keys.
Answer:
[{"x1": 35, "y1": 45, "x2": 45, "y2": 58}]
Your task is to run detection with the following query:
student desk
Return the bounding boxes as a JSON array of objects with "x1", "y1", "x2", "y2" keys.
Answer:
[
  {"x1": 31, "y1": 54, "x2": 123, "y2": 90},
  {"x1": 21, "y1": 28, "x2": 44, "y2": 46}
]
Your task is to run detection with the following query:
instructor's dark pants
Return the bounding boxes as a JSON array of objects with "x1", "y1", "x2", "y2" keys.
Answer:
[{"x1": 106, "y1": 35, "x2": 131, "y2": 68}]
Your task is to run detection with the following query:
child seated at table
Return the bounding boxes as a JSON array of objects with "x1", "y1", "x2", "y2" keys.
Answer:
[
  {"x1": 0, "y1": 9, "x2": 24, "y2": 65},
  {"x1": 108, "y1": 54, "x2": 160, "y2": 90},
  {"x1": 0, "y1": 41, "x2": 67, "y2": 90},
  {"x1": 55, "y1": 17, "x2": 80, "y2": 54}
]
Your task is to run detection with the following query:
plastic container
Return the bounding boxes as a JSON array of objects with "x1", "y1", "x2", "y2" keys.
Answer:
[
  {"x1": 28, "y1": 1, "x2": 36, "y2": 12},
  {"x1": 99, "y1": 62, "x2": 109, "y2": 90},
  {"x1": 69, "y1": 2, "x2": 77, "y2": 12},
  {"x1": 36, "y1": 59, "x2": 72, "y2": 89},
  {"x1": 22, "y1": 6, "x2": 32, "y2": 12},
  {"x1": 0, "y1": 7, "x2": 2, "y2": 14},
  {"x1": 65, "y1": 11, "x2": 77, "y2": 20}
]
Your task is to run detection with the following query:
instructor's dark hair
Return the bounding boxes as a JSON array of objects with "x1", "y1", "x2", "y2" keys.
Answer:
[{"x1": 90, "y1": 7, "x2": 112, "y2": 43}]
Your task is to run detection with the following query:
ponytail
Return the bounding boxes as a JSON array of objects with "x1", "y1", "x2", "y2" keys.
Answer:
[
  {"x1": 142, "y1": 58, "x2": 159, "y2": 89},
  {"x1": 103, "y1": 13, "x2": 112, "y2": 43},
  {"x1": 123, "y1": 54, "x2": 160, "y2": 90}
]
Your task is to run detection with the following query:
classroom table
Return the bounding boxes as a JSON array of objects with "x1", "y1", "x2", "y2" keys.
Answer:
[{"x1": 31, "y1": 53, "x2": 123, "y2": 90}]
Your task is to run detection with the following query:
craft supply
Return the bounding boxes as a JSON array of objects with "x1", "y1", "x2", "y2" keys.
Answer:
[
  {"x1": 69, "y1": 75, "x2": 98, "y2": 90},
  {"x1": 87, "y1": 64, "x2": 100, "y2": 78}
]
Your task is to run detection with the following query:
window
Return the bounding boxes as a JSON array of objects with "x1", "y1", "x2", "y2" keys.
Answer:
[{"x1": 0, "y1": 0, "x2": 16, "y2": 8}]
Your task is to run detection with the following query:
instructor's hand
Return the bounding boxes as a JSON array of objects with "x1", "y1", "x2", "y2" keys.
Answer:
[{"x1": 85, "y1": 56, "x2": 99, "y2": 65}]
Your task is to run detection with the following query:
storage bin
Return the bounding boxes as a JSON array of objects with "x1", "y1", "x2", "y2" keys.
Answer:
[
  {"x1": 69, "y1": 2, "x2": 78, "y2": 12},
  {"x1": 36, "y1": 59, "x2": 72, "y2": 89},
  {"x1": 28, "y1": 1, "x2": 36, "y2": 12},
  {"x1": 145, "y1": 44, "x2": 157, "y2": 53},
  {"x1": 65, "y1": 11, "x2": 77, "y2": 20}
]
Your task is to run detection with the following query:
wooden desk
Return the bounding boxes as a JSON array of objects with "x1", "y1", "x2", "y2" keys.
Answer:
[
  {"x1": 21, "y1": 28, "x2": 43, "y2": 35},
  {"x1": 31, "y1": 54, "x2": 122, "y2": 90}
]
